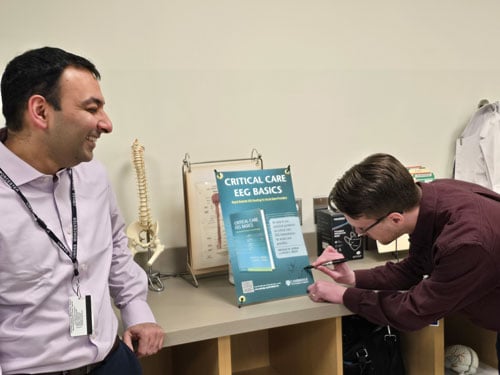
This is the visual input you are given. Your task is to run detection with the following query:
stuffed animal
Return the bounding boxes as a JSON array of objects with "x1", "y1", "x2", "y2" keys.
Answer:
[{"x1": 445, "y1": 345, "x2": 479, "y2": 375}]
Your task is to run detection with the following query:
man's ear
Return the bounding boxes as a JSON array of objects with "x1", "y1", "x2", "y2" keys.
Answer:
[
  {"x1": 27, "y1": 95, "x2": 50, "y2": 129},
  {"x1": 389, "y1": 211, "x2": 404, "y2": 224}
]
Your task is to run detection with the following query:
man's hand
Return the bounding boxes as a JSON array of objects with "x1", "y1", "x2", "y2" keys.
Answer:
[
  {"x1": 307, "y1": 280, "x2": 347, "y2": 304},
  {"x1": 123, "y1": 322, "x2": 165, "y2": 357},
  {"x1": 313, "y1": 246, "x2": 355, "y2": 286}
]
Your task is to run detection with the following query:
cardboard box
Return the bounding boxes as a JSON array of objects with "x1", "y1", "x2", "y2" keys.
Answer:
[{"x1": 316, "y1": 209, "x2": 364, "y2": 259}]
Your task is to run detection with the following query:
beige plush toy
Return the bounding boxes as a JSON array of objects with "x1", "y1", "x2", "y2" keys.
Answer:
[{"x1": 445, "y1": 345, "x2": 479, "y2": 375}]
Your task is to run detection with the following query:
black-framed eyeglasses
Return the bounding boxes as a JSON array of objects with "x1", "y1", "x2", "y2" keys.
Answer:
[{"x1": 356, "y1": 213, "x2": 390, "y2": 237}]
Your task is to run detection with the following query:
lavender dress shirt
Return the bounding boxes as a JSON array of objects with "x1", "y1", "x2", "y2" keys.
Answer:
[{"x1": 0, "y1": 142, "x2": 156, "y2": 374}]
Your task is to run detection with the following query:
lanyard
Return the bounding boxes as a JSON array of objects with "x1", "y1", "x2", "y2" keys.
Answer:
[{"x1": 0, "y1": 167, "x2": 80, "y2": 287}]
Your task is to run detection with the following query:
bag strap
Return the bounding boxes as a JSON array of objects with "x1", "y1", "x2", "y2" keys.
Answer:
[{"x1": 384, "y1": 325, "x2": 398, "y2": 344}]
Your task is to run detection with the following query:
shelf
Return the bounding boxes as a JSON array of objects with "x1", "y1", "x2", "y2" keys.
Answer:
[
  {"x1": 235, "y1": 367, "x2": 279, "y2": 375},
  {"x1": 446, "y1": 362, "x2": 497, "y2": 375}
]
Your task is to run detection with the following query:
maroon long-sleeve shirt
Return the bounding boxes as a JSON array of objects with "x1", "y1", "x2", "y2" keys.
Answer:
[{"x1": 343, "y1": 179, "x2": 500, "y2": 332}]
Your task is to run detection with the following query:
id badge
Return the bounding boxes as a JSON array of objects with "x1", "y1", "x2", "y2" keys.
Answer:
[{"x1": 69, "y1": 295, "x2": 93, "y2": 336}]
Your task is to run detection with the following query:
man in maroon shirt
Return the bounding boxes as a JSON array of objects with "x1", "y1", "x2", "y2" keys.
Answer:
[{"x1": 307, "y1": 153, "x2": 500, "y2": 372}]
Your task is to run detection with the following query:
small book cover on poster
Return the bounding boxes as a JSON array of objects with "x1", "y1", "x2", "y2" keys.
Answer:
[
  {"x1": 229, "y1": 208, "x2": 275, "y2": 272},
  {"x1": 215, "y1": 166, "x2": 313, "y2": 306}
]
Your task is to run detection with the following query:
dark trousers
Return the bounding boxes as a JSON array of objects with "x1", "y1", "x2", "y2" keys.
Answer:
[{"x1": 92, "y1": 341, "x2": 142, "y2": 375}]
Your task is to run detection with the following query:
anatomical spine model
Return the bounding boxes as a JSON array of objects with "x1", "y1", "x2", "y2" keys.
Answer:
[{"x1": 127, "y1": 139, "x2": 165, "y2": 268}]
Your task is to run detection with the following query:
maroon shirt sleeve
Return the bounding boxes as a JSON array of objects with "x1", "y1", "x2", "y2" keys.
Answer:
[{"x1": 343, "y1": 244, "x2": 498, "y2": 332}]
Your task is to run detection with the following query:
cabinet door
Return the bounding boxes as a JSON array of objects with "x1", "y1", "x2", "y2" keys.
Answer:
[{"x1": 400, "y1": 321, "x2": 444, "y2": 375}]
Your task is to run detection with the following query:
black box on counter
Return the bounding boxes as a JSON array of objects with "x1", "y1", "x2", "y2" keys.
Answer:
[{"x1": 316, "y1": 209, "x2": 364, "y2": 259}]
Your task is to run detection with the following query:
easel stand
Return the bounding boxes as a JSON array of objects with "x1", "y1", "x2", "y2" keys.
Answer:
[{"x1": 182, "y1": 149, "x2": 263, "y2": 287}]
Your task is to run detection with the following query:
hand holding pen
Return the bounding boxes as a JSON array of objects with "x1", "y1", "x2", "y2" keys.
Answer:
[
  {"x1": 303, "y1": 257, "x2": 348, "y2": 270},
  {"x1": 306, "y1": 254, "x2": 350, "y2": 303},
  {"x1": 306, "y1": 246, "x2": 356, "y2": 286}
]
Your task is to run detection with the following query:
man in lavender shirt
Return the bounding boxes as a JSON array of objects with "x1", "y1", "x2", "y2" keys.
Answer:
[{"x1": 0, "y1": 47, "x2": 165, "y2": 374}]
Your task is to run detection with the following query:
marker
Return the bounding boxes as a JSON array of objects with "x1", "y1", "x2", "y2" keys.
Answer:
[{"x1": 303, "y1": 258, "x2": 348, "y2": 270}]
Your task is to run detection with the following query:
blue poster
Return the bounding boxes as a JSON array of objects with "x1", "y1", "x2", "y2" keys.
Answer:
[{"x1": 215, "y1": 167, "x2": 314, "y2": 306}]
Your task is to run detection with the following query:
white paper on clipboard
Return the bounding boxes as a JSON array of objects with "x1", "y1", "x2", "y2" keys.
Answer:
[{"x1": 183, "y1": 151, "x2": 263, "y2": 275}]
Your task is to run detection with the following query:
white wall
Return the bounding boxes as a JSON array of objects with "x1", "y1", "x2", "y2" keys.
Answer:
[{"x1": 1, "y1": 0, "x2": 500, "y2": 248}]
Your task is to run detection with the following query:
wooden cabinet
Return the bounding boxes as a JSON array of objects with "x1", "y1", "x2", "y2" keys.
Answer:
[
  {"x1": 141, "y1": 317, "x2": 342, "y2": 375},
  {"x1": 400, "y1": 322, "x2": 444, "y2": 375},
  {"x1": 137, "y1": 250, "x2": 497, "y2": 374},
  {"x1": 140, "y1": 317, "x2": 450, "y2": 375}
]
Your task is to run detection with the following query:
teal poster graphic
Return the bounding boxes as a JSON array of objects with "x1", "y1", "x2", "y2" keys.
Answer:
[
  {"x1": 215, "y1": 167, "x2": 314, "y2": 306},
  {"x1": 229, "y1": 208, "x2": 275, "y2": 272}
]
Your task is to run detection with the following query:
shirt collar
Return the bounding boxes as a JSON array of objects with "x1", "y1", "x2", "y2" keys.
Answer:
[
  {"x1": 410, "y1": 182, "x2": 438, "y2": 248},
  {"x1": 0, "y1": 140, "x2": 47, "y2": 186}
]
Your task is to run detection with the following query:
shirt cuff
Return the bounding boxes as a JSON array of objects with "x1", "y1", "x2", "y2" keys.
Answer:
[
  {"x1": 343, "y1": 287, "x2": 363, "y2": 314},
  {"x1": 120, "y1": 299, "x2": 157, "y2": 329}
]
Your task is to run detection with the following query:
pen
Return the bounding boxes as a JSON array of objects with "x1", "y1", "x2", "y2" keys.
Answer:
[{"x1": 303, "y1": 258, "x2": 348, "y2": 270}]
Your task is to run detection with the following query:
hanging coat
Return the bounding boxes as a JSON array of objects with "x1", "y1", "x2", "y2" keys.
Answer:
[{"x1": 454, "y1": 101, "x2": 500, "y2": 193}]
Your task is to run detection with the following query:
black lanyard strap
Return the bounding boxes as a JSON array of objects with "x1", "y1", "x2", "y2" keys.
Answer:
[{"x1": 0, "y1": 167, "x2": 79, "y2": 276}]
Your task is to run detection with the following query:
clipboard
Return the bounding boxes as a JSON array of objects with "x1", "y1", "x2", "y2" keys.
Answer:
[{"x1": 182, "y1": 149, "x2": 263, "y2": 286}]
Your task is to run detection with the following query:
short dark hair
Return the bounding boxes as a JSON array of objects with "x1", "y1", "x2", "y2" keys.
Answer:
[
  {"x1": 329, "y1": 153, "x2": 420, "y2": 219},
  {"x1": 1, "y1": 47, "x2": 101, "y2": 131}
]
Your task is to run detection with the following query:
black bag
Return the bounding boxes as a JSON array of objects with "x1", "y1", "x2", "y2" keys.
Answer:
[{"x1": 342, "y1": 315, "x2": 406, "y2": 375}]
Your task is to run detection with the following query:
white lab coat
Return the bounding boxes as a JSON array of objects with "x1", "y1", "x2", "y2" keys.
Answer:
[{"x1": 454, "y1": 101, "x2": 500, "y2": 193}]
